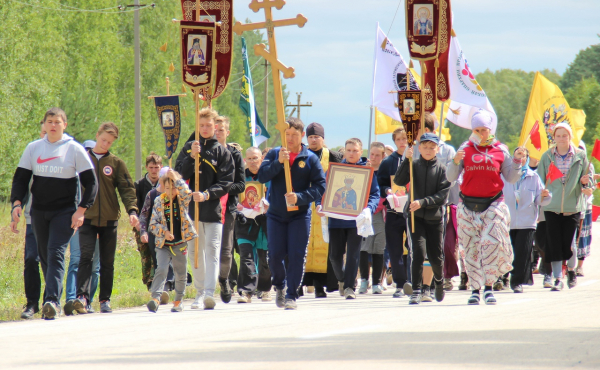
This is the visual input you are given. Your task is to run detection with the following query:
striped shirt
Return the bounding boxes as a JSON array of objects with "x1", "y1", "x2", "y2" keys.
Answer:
[{"x1": 552, "y1": 145, "x2": 575, "y2": 184}]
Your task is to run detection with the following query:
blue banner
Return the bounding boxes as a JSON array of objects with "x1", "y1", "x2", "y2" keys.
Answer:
[{"x1": 154, "y1": 95, "x2": 182, "y2": 160}]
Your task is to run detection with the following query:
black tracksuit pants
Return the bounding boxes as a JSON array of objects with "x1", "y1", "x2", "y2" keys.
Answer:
[
  {"x1": 409, "y1": 217, "x2": 444, "y2": 291},
  {"x1": 77, "y1": 224, "x2": 118, "y2": 302}
]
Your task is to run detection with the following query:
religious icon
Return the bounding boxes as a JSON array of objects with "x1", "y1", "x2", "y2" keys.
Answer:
[
  {"x1": 239, "y1": 181, "x2": 265, "y2": 210},
  {"x1": 198, "y1": 15, "x2": 213, "y2": 23},
  {"x1": 332, "y1": 176, "x2": 358, "y2": 211},
  {"x1": 404, "y1": 99, "x2": 416, "y2": 115},
  {"x1": 187, "y1": 35, "x2": 206, "y2": 66},
  {"x1": 321, "y1": 163, "x2": 374, "y2": 218},
  {"x1": 162, "y1": 111, "x2": 175, "y2": 128},
  {"x1": 413, "y1": 5, "x2": 434, "y2": 36}
]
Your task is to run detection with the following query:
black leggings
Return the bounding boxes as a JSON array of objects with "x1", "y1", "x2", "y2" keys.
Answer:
[{"x1": 359, "y1": 252, "x2": 384, "y2": 285}]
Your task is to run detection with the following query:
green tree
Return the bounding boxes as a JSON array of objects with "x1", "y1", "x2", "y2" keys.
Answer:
[
  {"x1": 565, "y1": 76, "x2": 600, "y2": 145},
  {"x1": 561, "y1": 39, "x2": 600, "y2": 91}
]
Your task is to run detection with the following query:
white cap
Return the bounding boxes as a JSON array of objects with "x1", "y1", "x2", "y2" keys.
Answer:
[{"x1": 83, "y1": 140, "x2": 96, "y2": 149}]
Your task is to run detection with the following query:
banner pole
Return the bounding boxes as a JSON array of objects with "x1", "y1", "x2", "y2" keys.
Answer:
[
  {"x1": 368, "y1": 106, "x2": 373, "y2": 150},
  {"x1": 194, "y1": 89, "x2": 200, "y2": 269}
]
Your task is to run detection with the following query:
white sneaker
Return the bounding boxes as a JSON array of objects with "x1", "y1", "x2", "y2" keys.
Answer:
[
  {"x1": 191, "y1": 294, "x2": 204, "y2": 309},
  {"x1": 261, "y1": 291, "x2": 272, "y2": 302},
  {"x1": 203, "y1": 295, "x2": 216, "y2": 310},
  {"x1": 344, "y1": 288, "x2": 356, "y2": 299},
  {"x1": 372, "y1": 284, "x2": 383, "y2": 294}
]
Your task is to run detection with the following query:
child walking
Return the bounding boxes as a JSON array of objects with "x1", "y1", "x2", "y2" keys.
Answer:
[
  {"x1": 394, "y1": 133, "x2": 451, "y2": 305},
  {"x1": 147, "y1": 170, "x2": 197, "y2": 313}
]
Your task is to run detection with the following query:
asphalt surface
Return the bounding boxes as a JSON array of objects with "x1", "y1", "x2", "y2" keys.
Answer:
[{"x1": 2, "y1": 223, "x2": 599, "y2": 369}]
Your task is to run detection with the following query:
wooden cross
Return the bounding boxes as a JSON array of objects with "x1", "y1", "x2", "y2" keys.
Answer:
[
  {"x1": 233, "y1": 0, "x2": 307, "y2": 212},
  {"x1": 286, "y1": 92, "x2": 312, "y2": 120}
]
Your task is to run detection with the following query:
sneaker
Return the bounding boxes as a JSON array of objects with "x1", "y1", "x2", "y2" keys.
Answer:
[
  {"x1": 72, "y1": 297, "x2": 88, "y2": 314},
  {"x1": 409, "y1": 292, "x2": 421, "y2": 305},
  {"x1": 257, "y1": 291, "x2": 263, "y2": 299},
  {"x1": 372, "y1": 284, "x2": 383, "y2": 294},
  {"x1": 21, "y1": 303, "x2": 39, "y2": 320},
  {"x1": 550, "y1": 279, "x2": 564, "y2": 291},
  {"x1": 467, "y1": 291, "x2": 480, "y2": 305},
  {"x1": 567, "y1": 270, "x2": 577, "y2": 289},
  {"x1": 393, "y1": 288, "x2": 405, "y2": 298},
  {"x1": 543, "y1": 274, "x2": 552, "y2": 288},
  {"x1": 458, "y1": 272, "x2": 469, "y2": 291},
  {"x1": 237, "y1": 292, "x2": 252, "y2": 303},
  {"x1": 147, "y1": 298, "x2": 160, "y2": 312},
  {"x1": 86, "y1": 304, "x2": 95, "y2": 314},
  {"x1": 358, "y1": 279, "x2": 368, "y2": 294},
  {"x1": 284, "y1": 299, "x2": 297, "y2": 310},
  {"x1": 42, "y1": 302, "x2": 60, "y2": 320},
  {"x1": 219, "y1": 280, "x2": 232, "y2": 304},
  {"x1": 276, "y1": 288, "x2": 286, "y2": 308},
  {"x1": 63, "y1": 300, "x2": 75, "y2": 316},
  {"x1": 421, "y1": 287, "x2": 433, "y2": 303},
  {"x1": 100, "y1": 300, "x2": 112, "y2": 313},
  {"x1": 576, "y1": 267, "x2": 584, "y2": 277},
  {"x1": 512, "y1": 285, "x2": 523, "y2": 293},
  {"x1": 344, "y1": 288, "x2": 356, "y2": 299},
  {"x1": 160, "y1": 291, "x2": 170, "y2": 305},
  {"x1": 262, "y1": 291, "x2": 273, "y2": 302},
  {"x1": 386, "y1": 269, "x2": 393, "y2": 286},
  {"x1": 484, "y1": 291, "x2": 497, "y2": 305},
  {"x1": 307, "y1": 286, "x2": 315, "y2": 294},
  {"x1": 443, "y1": 278, "x2": 453, "y2": 291},
  {"x1": 203, "y1": 295, "x2": 216, "y2": 310},
  {"x1": 338, "y1": 282, "x2": 344, "y2": 297},
  {"x1": 191, "y1": 294, "x2": 204, "y2": 309},
  {"x1": 492, "y1": 279, "x2": 504, "y2": 291},
  {"x1": 403, "y1": 282, "x2": 413, "y2": 296},
  {"x1": 171, "y1": 301, "x2": 183, "y2": 312},
  {"x1": 434, "y1": 281, "x2": 445, "y2": 302}
]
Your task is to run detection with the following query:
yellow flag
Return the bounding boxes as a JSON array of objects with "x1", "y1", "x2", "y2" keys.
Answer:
[
  {"x1": 518, "y1": 72, "x2": 585, "y2": 160},
  {"x1": 375, "y1": 107, "x2": 403, "y2": 135}
]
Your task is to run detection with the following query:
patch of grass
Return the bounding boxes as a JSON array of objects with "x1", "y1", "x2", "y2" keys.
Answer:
[{"x1": 0, "y1": 208, "x2": 204, "y2": 322}]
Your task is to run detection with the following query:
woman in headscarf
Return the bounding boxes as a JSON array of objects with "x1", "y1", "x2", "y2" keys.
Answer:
[
  {"x1": 503, "y1": 148, "x2": 551, "y2": 293},
  {"x1": 447, "y1": 110, "x2": 525, "y2": 305},
  {"x1": 537, "y1": 123, "x2": 592, "y2": 291}
]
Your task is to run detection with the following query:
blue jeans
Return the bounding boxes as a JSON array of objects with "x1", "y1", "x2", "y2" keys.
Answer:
[
  {"x1": 31, "y1": 206, "x2": 75, "y2": 305},
  {"x1": 66, "y1": 231, "x2": 99, "y2": 302}
]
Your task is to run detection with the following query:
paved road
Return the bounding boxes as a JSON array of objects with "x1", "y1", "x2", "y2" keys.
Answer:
[{"x1": 2, "y1": 223, "x2": 600, "y2": 369}]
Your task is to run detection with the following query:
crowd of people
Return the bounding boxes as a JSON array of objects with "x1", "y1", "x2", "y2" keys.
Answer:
[{"x1": 10, "y1": 106, "x2": 597, "y2": 319}]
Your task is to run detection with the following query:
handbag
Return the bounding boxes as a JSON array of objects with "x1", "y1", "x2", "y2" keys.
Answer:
[{"x1": 459, "y1": 191, "x2": 502, "y2": 213}]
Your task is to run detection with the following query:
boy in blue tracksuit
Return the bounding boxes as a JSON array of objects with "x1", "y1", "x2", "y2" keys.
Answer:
[
  {"x1": 258, "y1": 117, "x2": 326, "y2": 310},
  {"x1": 321, "y1": 138, "x2": 379, "y2": 299}
]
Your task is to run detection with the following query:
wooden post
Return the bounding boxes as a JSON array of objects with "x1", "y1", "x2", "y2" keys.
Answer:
[
  {"x1": 409, "y1": 154, "x2": 415, "y2": 233},
  {"x1": 194, "y1": 89, "x2": 200, "y2": 269}
]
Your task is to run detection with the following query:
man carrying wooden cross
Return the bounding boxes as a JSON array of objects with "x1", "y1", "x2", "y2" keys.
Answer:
[{"x1": 258, "y1": 118, "x2": 326, "y2": 310}]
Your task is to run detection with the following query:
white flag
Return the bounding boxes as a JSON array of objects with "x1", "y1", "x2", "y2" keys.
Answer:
[
  {"x1": 371, "y1": 24, "x2": 418, "y2": 122},
  {"x1": 446, "y1": 101, "x2": 498, "y2": 134},
  {"x1": 448, "y1": 36, "x2": 494, "y2": 114}
]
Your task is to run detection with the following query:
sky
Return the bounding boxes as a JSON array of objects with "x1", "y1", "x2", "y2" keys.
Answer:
[{"x1": 233, "y1": 0, "x2": 600, "y2": 149}]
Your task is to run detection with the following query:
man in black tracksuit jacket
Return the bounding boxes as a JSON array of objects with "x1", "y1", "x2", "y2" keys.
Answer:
[
  {"x1": 175, "y1": 109, "x2": 234, "y2": 310},
  {"x1": 394, "y1": 133, "x2": 450, "y2": 305}
]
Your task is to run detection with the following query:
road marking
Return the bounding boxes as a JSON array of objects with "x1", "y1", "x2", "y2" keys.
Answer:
[
  {"x1": 578, "y1": 279, "x2": 598, "y2": 287},
  {"x1": 504, "y1": 298, "x2": 534, "y2": 305},
  {"x1": 299, "y1": 325, "x2": 382, "y2": 339}
]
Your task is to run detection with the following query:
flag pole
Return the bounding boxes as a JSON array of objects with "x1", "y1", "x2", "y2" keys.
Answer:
[
  {"x1": 368, "y1": 106, "x2": 373, "y2": 150},
  {"x1": 194, "y1": 89, "x2": 200, "y2": 269},
  {"x1": 166, "y1": 78, "x2": 175, "y2": 240}
]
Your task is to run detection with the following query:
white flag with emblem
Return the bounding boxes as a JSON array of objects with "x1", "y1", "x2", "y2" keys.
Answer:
[
  {"x1": 446, "y1": 101, "x2": 498, "y2": 134},
  {"x1": 448, "y1": 36, "x2": 495, "y2": 114},
  {"x1": 371, "y1": 24, "x2": 418, "y2": 122}
]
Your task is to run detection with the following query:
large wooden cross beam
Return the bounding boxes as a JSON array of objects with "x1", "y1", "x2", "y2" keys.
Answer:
[{"x1": 233, "y1": 0, "x2": 307, "y2": 212}]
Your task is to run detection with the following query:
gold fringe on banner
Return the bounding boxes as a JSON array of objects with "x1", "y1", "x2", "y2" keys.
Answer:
[
  {"x1": 409, "y1": 60, "x2": 414, "y2": 69},
  {"x1": 169, "y1": 62, "x2": 175, "y2": 72},
  {"x1": 182, "y1": 84, "x2": 187, "y2": 93},
  {"x1": 159, "y1": 42, "x2": 168, "y2": 52},
  {"x1": 183, "y1": 108, "x2": 188, "y2": 117},
  {"x1": 451, "y1": 29, "x2": 456, "y2": 37}
]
